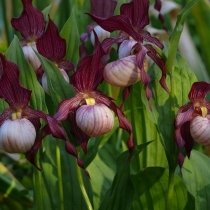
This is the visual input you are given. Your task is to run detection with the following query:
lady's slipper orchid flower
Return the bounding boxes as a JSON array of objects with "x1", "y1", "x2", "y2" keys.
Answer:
[
  {"x1": 0, "y1": 54, "x2": 88, "y2": 176},
  {"x1": 54, "y1": 34, "x2": 134, "y2": 154},
  {"x1": 175, "y1": 81, "x2": 210, "y2": 169},
  {"x1": 80, "y1": 0, "x2": 118, "y2": 59},
  {"x1": 11, "y1": 0, "x2": 46, "y2": 72},
  {"x1": 87, "y1": 0, "x2": 169, "y2": 109},
  {"x1": 36, "y1": 18, "x2": 74, "y2": 92}
]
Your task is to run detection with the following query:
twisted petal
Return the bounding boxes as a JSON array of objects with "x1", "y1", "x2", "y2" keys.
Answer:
[
  {"x1": 58, "y1": 60, "x2": 74, "y2": 71},
  {"x1": 94, "y1": 91, "x2": 134, "y2": 152},
  {"x1": 91, "y1": 0, "x2": 117, "y2": 18},
  {"x1": 11, "y1": 0, "x2": 46, "y2": 41},
  {"x1": 145, "y1": 44, "x2": 169, "y2": 93},
  {"x1": 188, "y1": 81, "x2": 210, "y2": 102},
  {"x1": 0, "y1": 108, "x2": 13, "y2": 126},
  {"x1": 36, "y1": 18, "x2": 67, "y2": 64},
  {"x1": 54, "y1": 96, "x2": 81, "y2": 121},
  {"x1": 135, "y1": 46, "x2": 152, "y2": 110},
  {"x1": 0, "y1": 54, "x2": 31, "y2": 108},
  {"x1": 120, "y1": 0, "x2": 149, "y2": 30}
]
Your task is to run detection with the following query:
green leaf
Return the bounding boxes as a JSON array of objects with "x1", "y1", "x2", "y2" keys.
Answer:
[
  {"x1": 60, "y1": 7, "x2": 80, "y2": 66},
  {"x1": 131, "y1": 167, "x2": 195, "y2": 209},
  {"x1": 5, "y1": 36, "x2": 47, "y2": 111},
  {"x1": 33, "y1": 136, "x2": 93, "y2": 210},
  {"x1": 35, "y1": 51, "x2": 75, "y2": 108},
  {"x1": 87, "y1": 144, "x2": 117, "y2": 210},
  {"x1": 182, "y1": 150, "x2": 210, "y2": 210},
  {"x1": 0, "y1": 162, "x2": 33, "y2": 207},
  {"x1": 142, "y1": 48, "x2": 197, "y2": 167},
  {"x1": 42, "y1": 4, "x2": 51, "y2": 22},
  {"x1": 98, "y1": 142, "x2": 152, "y2": 210}
]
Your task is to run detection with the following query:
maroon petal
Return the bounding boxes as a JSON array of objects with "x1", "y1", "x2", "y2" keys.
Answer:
[
  {"x1": 174, "y1": 104, "x2": 194, "y2": 128},
  {"x1": 188, "y1": 82, "x2": 210, "y2": 102},
  {"x1": 120, "y1": 0, "x2": 150, "y2": 30},
  {"x1": 0, "y1": 108, "x2": 13, "y2": 126},
  {"x1": 94, "y1": 91, "x2": 134, "y2": 152},
  {"x1": 79, "y1": 33, "x2": 89, "y2": 59},
  {"x1": 120, "y1": 86, "x2": 131, "y2": 110},
  {"x1": 135, "y1": 47, "x2": 152, "y2": 110},
  {"x1": 71, "y1": 35, "x2": 105, "y2": 92},
  {"x1": 54, "y1": 96, "x2": 81, "y2": 121},
  {"x1": 87, "y1": 14, "x2": 143, "y2": 42},
  {"x1": 58, "y1": 60, "x2": 74, "y2": 71},
  {"x1": 180, "y1": 121, "x2": 194, "y2": 157},
  {"x1": 140, "y1": 30, "x2": 164, "y2": 49},
  {"x1": 0, "y1": 54, "x2": 31, "y2": 108},
  {"x1": 36, "y1": 18, "x2": 66, "y2": 63},
  {"x1": 91, "y1": 0, "x2": 117, "y2": 18},
  {"x1": 145, "y1": 44, "x2": 169, "y2": 93},
  {"x1": 11, "y1": 0, "x2": 46, "y2": 42},
  {"x1": 68, "y1": 111, "x2": 90, "y2": 154}
]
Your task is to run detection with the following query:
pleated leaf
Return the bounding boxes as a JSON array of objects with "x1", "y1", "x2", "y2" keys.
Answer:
[{"x1": 131, "y1": 167, "x2": 195, "y2": 209}]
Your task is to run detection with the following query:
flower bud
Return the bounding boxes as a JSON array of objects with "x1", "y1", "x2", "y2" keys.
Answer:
[
  {"x1": 190, "y1": 116, "x2": 210, "y2": 146},
  {"x1": 90, "y1": 25, "x2": 110, "y2": 46},
  {"x1": 22, "y1": 44, "x2": 41, "y2": 72},
  {"x1": 42, "y1": 68, "x2": 69, "y2": 94},
  {"x1": 76, "y1": 103, "x2": 114, "y2": 137},
  {"x1": 103, "y1": 55, "x2": 148, "y2": 87},
  {"x1": 118, "y1": 40, "x2": 137, "y2": 59},
  {"x1": 0, "y1": 118, "x2": 36, "y2": 153}
]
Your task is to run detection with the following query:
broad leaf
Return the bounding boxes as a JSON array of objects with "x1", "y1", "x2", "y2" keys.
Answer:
[
  {"x1": 182, "y1": 150, "x2": 210, "y2": 210},
  {"x1": 131, "y1": 167, "x2": 195, "y2": 209}
]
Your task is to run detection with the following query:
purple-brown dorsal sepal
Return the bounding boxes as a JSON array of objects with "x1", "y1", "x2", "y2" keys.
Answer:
[
  {"x1": 87, "y1": 13, "x2": 143, "y2": 43},
  {"x1": 11, "y1": 0, "x2": 46, "y2": 42},
  {"x1": 36, "y1": 18, "x2": 66, "y2": 63},
  {"x1": 68, "y1": 111, "x2": 90, "y2": 154},
  {"x1": 120, "y1": 0, "x2": 149, "y2": 30},
  {"x1": 180, "y1": 121, "x2": 194, "y2": 158},
  {"x1": 0, "y1": 54, "x2": 31, "y2": 108},
  {"x1": 71, "y1": 34, "x2": 105, "y2": 92},
  {"x1": 145, "y1": 44, "x2": 169, "y2": 93},
  {"x1": 91, "y1": 0, "x2": 117, "y2": 18},
  {"x1": 188, "y1": 81, "x2": 210, "y2": 102},
  {"x1": 135, "y1": 47, "x2": 152, "y2": 109},
  {"x1": 94, "y1": 91, "x2": 134, "y2": 152}
]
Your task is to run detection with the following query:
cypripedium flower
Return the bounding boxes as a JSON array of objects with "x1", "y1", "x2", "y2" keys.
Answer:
[
  {"x1": 175, "y1": 81, "x2": 210, "y2": 169},
  {"x1": 11, "y1": 0, "x2": 46, "y2": 72},
  {"x1": 54, "y1": 33, "x2": 134, "y2": 154},
  {"x1": 87, "y1": 0, "x2": 169, "y2": 110},
  {"x1": 0, "y1": 54, "x2": 88, "y2": 176}
]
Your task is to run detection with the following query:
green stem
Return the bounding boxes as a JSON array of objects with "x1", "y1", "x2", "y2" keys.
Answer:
[
  {"x1": 2, "y1": 0, "x2": 10, "y2": 46},
  {"x1": 130, "y1": 85, "x2": 141, "y2": 170},
  {"x1": 76, "y1": 165, "x2": 93, "y2": 210},
  {"x1": 56, "y1": 139, "x2": 64, "y2": 210},
  {"x1": 166, "y1": 168, "x2": 175, "y2": 210},
  {"x1": 34, "y1": 151, "x2": 42, "y2": 210}
]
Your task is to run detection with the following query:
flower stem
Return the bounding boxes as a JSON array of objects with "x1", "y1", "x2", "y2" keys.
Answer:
[
  {"x1": 34, "y1": 151, "x2": 43, "y2": 210},
  {"x1": 76, "y1": 164, "x2": 93, "y2": 210},
  {"x1": 56, "y1": 139, "x2": 64, "y2": 210},
  {"x1": 166, "y1": 168, "x2": 175, "y2": 210}
]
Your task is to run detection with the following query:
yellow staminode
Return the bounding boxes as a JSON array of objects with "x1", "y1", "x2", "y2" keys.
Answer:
[
  {"x1": 12, "y1": 112, "x2": 22, "y2": 120},
  {"x1": 201, "y1": 106, "x2": 208, "y2": 117},
  {"x1": 27, "y1": 41, "x2": 36, "y2": 46},
  {"x1": 85, "y1": 98, "x2": 95, "y2": 106}
]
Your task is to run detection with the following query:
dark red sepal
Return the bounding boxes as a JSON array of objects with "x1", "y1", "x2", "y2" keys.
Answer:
[
  {"x1": 36, "y1": 18, "x2": 67, "y2": 64},
  {"x1": 0, "y1": 54, "x2": 31, "y2": 108},
  {"x1": 11, "y1": 0, "x2": 46, "y2": 42},
  {"x1": 91, "y1": 0, "x2": 117, "y2": 18}
]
